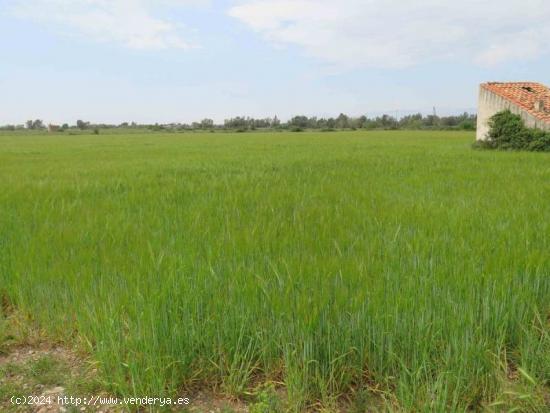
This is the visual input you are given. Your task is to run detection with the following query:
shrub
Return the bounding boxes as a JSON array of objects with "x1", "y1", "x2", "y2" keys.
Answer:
[
  {"x1": 458, "y1": 119, "x2": 476, "y2": 131},
  {"x1": 527, "y1": 130, "x2": 550, "y2": 151},
  {"x1": 476, "y1": 110, "x2": 550, "y2": 152}
]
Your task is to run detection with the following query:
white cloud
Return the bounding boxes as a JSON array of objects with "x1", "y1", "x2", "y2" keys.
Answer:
[
  {"x1": 10, "y1": 0, "x2": 205, "y2": 50},
  {"x1": 229, "y1": 0, "x2": 550, "y2": 69}
]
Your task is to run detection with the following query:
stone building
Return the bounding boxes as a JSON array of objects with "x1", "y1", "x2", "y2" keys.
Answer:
[{"x1": 476, "y1": 82, "x2": 550, "y2": 140}]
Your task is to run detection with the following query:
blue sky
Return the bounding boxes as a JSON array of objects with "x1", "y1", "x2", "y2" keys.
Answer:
[{"x1": 1, "y1": 0, "x2": 550, "y2": 125}]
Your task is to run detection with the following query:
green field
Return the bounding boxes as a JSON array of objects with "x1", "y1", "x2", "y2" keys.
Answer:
[{"x1": 1, "y1": 130, "x2": 549, "y2": 411}]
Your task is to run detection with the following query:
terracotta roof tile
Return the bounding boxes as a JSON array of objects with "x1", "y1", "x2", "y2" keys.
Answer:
[{"x1": 481, "y1": 82, "x2": 550, "y2": 124}]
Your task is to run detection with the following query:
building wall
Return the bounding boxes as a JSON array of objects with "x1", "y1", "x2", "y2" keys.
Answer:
[{"x1": 476, "y1": 87, "x2": 550, "y2": 140}]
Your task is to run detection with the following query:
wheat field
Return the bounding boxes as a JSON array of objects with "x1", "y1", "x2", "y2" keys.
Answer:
[{"x1": 1, "y1": 130, "x2": 548, "y2": 411}]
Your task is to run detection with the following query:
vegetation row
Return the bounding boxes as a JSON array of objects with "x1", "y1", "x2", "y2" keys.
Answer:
[{"x1": 1, "y1": 112, "x2": 477, "y2": 133}]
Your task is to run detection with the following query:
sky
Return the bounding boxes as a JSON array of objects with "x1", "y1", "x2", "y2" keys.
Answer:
[{"x1": 1, "y1": 0, "x2": 550, "y2": 125}]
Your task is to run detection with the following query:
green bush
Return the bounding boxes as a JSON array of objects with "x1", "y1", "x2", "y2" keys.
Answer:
[
  {"x1": 477, "y1": 110, "x2": 550, "y2": 151},
  {"x1": 527, "y1": 129, "x2": 550, "y2": 152},
  {"x1": 458, "y1": 119, "x2": 476, "y2": 131}
]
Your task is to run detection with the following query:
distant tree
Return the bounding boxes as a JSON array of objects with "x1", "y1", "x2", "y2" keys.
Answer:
[
  {"x1": 458, "y1": 120, "x2": 474, "y2": 130},
  {"x1": 76, "y1": 120, "x2": 89, "y2": 130},
  {"x1": 200, "y1": 118, "x2": 214, "y2": 129},
  {"x1": 356, "y1": 115, "x2": 367, "y2": 129},
  {"x1": 252, "y1": 118, "x2": 272, "y2": 129},
  {"x1": 380, "y1": 114, "x2": 399, "y2": 129},
  {"x1": 423, "y1": 115, "x2": 439, "y2": 128},
  {"x1": 399, "y1": 113, "x2": 423, "y2": 129},
  {"x1": 289, "y1": 116, "x2": 309, "y2": 129},
  {"x1": 26, "y1": 119, "x2": 44, "y2": 130},
  {"x1": 315, "y1": 118, "x2": 327, "y2": 129},
  {"x1": 335, "y1": 113, "x2": 350, "y2": 129},
  {"x1": 224, "y1": 116, "x2": 249, "y2": 131}
]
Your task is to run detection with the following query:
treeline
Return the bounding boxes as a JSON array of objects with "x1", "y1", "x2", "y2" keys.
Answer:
[
  {"x1": 0, "y1": 112, "x2": 476, "y2": 132},
  {"x1": 283, "y1": 112, "x2": 476, "y2": 131}
]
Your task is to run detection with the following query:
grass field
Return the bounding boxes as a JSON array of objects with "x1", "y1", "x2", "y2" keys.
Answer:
[{"x1": 0, "y1": 130, "x2": 549, "y2": 412}]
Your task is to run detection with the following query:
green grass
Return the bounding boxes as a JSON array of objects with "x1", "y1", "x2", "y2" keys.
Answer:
[{"x1": 0, "y1": 130, "x2": 548, "y2": 411}]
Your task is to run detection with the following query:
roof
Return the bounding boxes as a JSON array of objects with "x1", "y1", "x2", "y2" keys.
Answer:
[{"x1": 481, "y1": 82, "x2": 550, "y2": 123}]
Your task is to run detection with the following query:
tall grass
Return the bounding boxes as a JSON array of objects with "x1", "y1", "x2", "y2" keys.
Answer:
[{"x1": 0, "y1": 131, "x2": 548, "y2": 411}]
